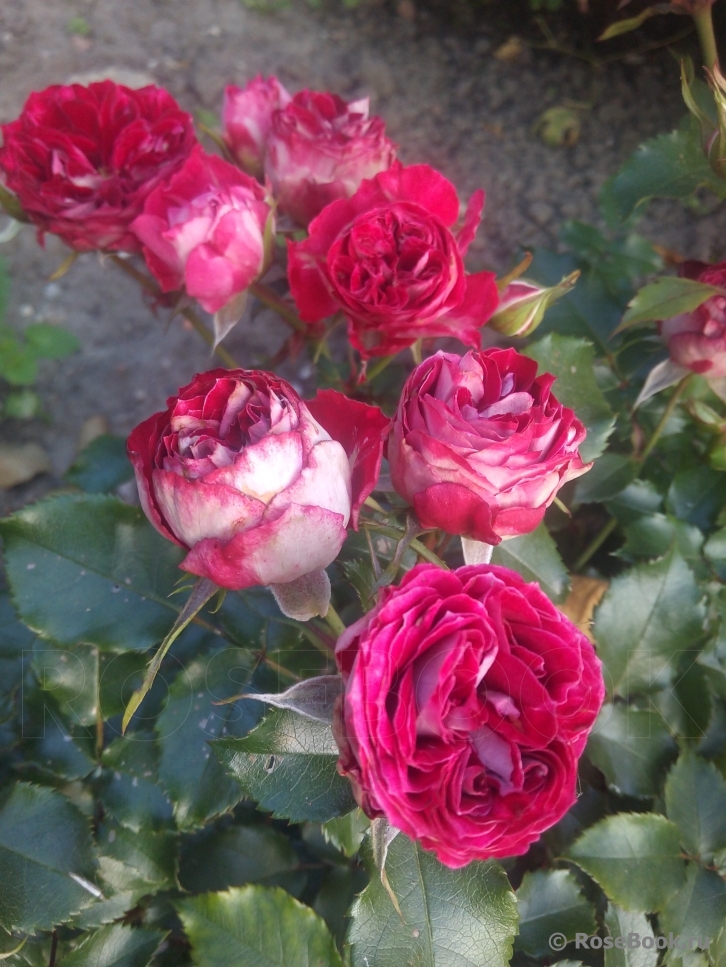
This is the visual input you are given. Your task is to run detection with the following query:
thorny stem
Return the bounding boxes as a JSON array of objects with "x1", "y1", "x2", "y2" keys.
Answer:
[
  {"x1": 109, "y1": 255, "x2": 241, "y2": 368},
  {"x1": 694, "y1": 4, "x2": 720, "y2": 70},
  {"x1": 48, "y1": 933, "x2": 58, "y2": 967},
  {"x1": 574, "y1": 375, "x2": 693, "y2": 572},
  {"x1": 361, "y1": 520, "x2": 450, "y2": 570},
  {"x1": 249, "y1": 281, "x2": 307, "y2": 334},
  {"x1": 324, "y1": 602, "x2": 347, "y2": 638}
]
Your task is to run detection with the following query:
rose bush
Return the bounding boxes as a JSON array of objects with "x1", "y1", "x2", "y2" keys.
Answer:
[
  {"x1": 288, "y1": 162, "x2": 499, "y2": 358},
  {"x1": 265, "y1": 89, "x2": 396, "y2": 227},
  {"x1": 222, "y1": 75, "x2": 292, "y2": 179},
  {"x1": 387, "y1": 348, "x2": 589, "y2": 544},
  {"x1": 334, "y1": 562, "x2": 604, "y2": 867},
  {"x1": 660, "y1": 260, "x2": 726, "y2": 380},
  {"x1": 127, "y1": 368, "x2": 387, "y2": 591},
  {"x1": 131, "y1": 146, "x2": 274, "y2": 315},
  {"x1": 0, "y1": 80, "x2": 196, "y2": 252}
]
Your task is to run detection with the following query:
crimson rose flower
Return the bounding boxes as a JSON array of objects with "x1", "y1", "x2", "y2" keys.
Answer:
[
  {"x1": 0, "y1": 81, "x2": 196, "y2": 252},
  {"x1": 287, "y1": 162, "x2": 498, "y2": 358},
  {"x1": 388, "y1": 349, "x2": 590, "y2": 544},
  {"x1": 132, "y1": 146, "x2": 273, "y2": 314},
  {"x1": 127, "y1": 370, "x2": 388, "y2": 597},
  {"x1": 265, "y1": 89, "x2": 396, "y2": 227},
  {"x1": 222, "y1": 76, "x2": 292, "y2": 179},
  {"x1": 660, "y1": 260, "x2": 726, "y2": 380},
  {"x1": 334, "y1": 563, "x2": 604, "y2": 867}
]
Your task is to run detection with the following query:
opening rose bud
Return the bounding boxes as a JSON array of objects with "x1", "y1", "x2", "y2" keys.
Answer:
[
  {"x1": 265, "y1": 90, "x2": 397, "y2": 227},
  {"x1": 222, "y1": 76, "x2": 292, "y2": 179},
  {"x1": 388, "y1": 348, "x2": 591, "y2": 544},
  {"x1": 131, "y1": 146, "x2": 274, "y2": 315},
  {"x1": 489, "y1": 272, "x2": 579, "y2": 338},
  {"x1": 127, "y1": 371, "x2": 388, "y2": 618},
  {"x1": 333, "y1": 562, "x2": 605, "y2": 868},
  {"x1": 660, "y1": 260, "x2": 726, "y2": 380},
  {"x1": 0, "y1": 81, "x2": 196, "y2": 252},
  {"x1": 288, "y1": 162, "x2": 499, "y2": 358}
]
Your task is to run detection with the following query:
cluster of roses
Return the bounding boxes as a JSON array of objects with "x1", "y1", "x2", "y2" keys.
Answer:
[{"x1": 0, "y1": 76, "x2": 615, "y2": 867}]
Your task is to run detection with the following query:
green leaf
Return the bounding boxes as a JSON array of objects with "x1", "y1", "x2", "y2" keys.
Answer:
[
  {"x1": 617, "y1": 514, "x2": 704, "y2": 562},
  {"x1": 20, "y1": 688, "x2": 96, "y2": 781},
  {"x1": 594, "y1": 548, "x2": 706, "y2": 697},
  {"x1": 348, "y1": 833, "x2": 517, "y2": 967},
  {"x1": 97, "y1": 735, "x2": 173, "y2": 832},
  {"x1": 617, "y1": 277, "x2": 721, "y2": 333},
  {"x1": 4, "y1": 389, "x2": 41, "y2": 419},
  {"x1": 0, "y1": 782, "x2": 98, "y2": 932},
  {"x1": 214, "y1": 708, "x2": 356, "y2": 823},
  {"x1": 598, "y1": 6, "x2": 662, "y2": 40},
  {"x1": 665, "y1": 751, "x2": 726, "y2": 861},
  {"x1": 491, "y1": 523, "x2": 569, "y2": 603},
  {"x1": 526, "y1": 334, "x2": 615, "y2": 461},
  {"x1": 601, "y1": 121, "x2": 726, "y2": 223},
  {"x1": 179, "y1": 825, "x2": 304, "y2": 895},
  {"x1": 0, "y1": 333, "x2": 37, "y2": 386},
  {"x1": 515, "y1": 869, "x2": 596, "y2": 958},
  {"x1": 95, "y1": 820, "x2": 177, "y2": 894},
  {"x1": 178, "y1": 885, "x2": 344, "y2": 967},
  {"x1": 322, "y1": 809, "x2": 370, "y2": 857},
  {"x1": 660, "y1": 864, "x2": 726, "y2": 947},
  {"x1": 667, "y1": 465, "x2": 726, "y2": 532},
  {"x1": 314, "y1": 865, "x2": 369, "y2": 950},
  {"x1": 574, "y1": 454, "x2": 637, "y2": 505},
  {"x1": 704, "y1": 526, "x2": 726, "y2": 581},
  {"x1": 567, "y1": 812, "x2": 686, "y2": 913},
  {"x1": 586, "y1": 703, "x2": 677, "y2": 798},
  {"x1": 0, "y1": 495, "x2": 186, "y2": 652},
  {"x1": 157, "y1": 648, "x2": 262, "y2": 829},
  {"x1": 31, "y1": 642, "x2": 99, "y2": 726},
  {"x1": 24, "y1": 323, "x2": 80, "y2": 359},
  {"x1": 65, "y1": 436, "x2": 133, "y2": 494},
  {"x1": 59, "y1": 925, "x2": 166, "y2": 967},
  {"x1": 603, "y1": 904, "x2": 657, "y2": 967}
]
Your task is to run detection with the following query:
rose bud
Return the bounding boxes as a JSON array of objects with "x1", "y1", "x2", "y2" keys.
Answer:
[
  {"x1": 127, "y1": 370, "x2": 388, "y2": 620},
  {"x1": 265, "y1": 90, "x2": 397, "y2": 227},
  {"x1": 288, "y1": 162, "x2": 499, "y2": 358},
  {"x1": 489, "y1": 272, "x2": 579, "y2": 338},
  {"x1": 659, "y1": 260, "x2": 726, "y2": 380},
  {"x1": 222, "y1": 76, "x2": 292, "y2": 179},
  {"x1": 131, "y1": 146, "x2": 274, "y2": 316},
  {"x1": 388, "y1": 348, "x2": 590, "y2": 545},
  {"x1": 0, "y1": 81, "x2": 196, "y2": 252},
  {"x1": 334, "y1": 562, "x2": 605, "y2": 867}
]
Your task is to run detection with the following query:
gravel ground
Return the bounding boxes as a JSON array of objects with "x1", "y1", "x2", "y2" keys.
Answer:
[{"x1": 1, "y1": 0, "x2": 725, "y2": 515}]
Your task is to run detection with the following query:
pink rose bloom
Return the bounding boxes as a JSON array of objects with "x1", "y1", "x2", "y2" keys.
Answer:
[
  {"x1": 288, "y1": 162, "x2": 498, "y2": 358},
  {"x1": 222, "y1": 76, "x2": 291, "y2": 179},
  {"x1": 388, "y1": 349, "x2": 590, "y2": 544},
  {"x1": 660, "y1": 260, "x2": 726, "y2": 380},
  {"x1": 127, "y1": 369, "x2": 388, "y2": 591},
  {"x1": 265, "y1": 90, "x2": 396, "y2": 227},
  {"x1": 131, "y1": 146, "x2": 273, "y2": 314},
  {"x1": 0, "y1": 81, "x2": 196, "y2": 252},
  {"x1": 334, "y1": 563, "x2": 605, "y2": 867}
]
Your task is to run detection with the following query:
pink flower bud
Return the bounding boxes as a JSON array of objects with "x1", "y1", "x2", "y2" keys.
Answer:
[
  {"x1": 387, "y1": 348, "x2": 590, "y2": 544},
  {"x1": 660, "y1": 260, "x2": 726, "y2": 380},
  {"x1": 222, "y1": 76, "x2": 291, "y2": 179},
  {"x1": 265, "y1": 90, "x2": 397, "y2": 227},
  {"x1": 127, "y1": 370, "x2": 388, "y2": 591},
  {"x1": 0, "y1": 81, "x2": 196, "y2": 252},
  {"x1": 131, "y1": 146, "x2": 273, "y2": 315},
  {"x1": 333, "y1": 562, "x2": 604, "y2": 867}
]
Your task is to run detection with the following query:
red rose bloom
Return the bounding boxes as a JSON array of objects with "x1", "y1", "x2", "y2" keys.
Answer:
[
  {"x1": 334, "y1": 563, "x2": 604, "y2": 868},
  {"x1": 388, "y1": 349, "x2": 590, "y2": 545},
  {"x1": 128, "y1": 370, "x2": 387, "y2": 592},
  {"x1": 660, "y1": 260, "x2": 726, "y2": 380},
  {"x1": 0, "y1": 81, "x2": 196, "y2": 252},
  {"x1": 287, "y1": 162, "x2": 498, "y2": 358}
]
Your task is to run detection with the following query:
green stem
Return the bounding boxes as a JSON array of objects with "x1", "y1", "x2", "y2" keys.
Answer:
[
  {"x1": 324, "y1": 602, "x2": 347, "y2": 638},
  {"x1": 249, "y1": 281, "x2": 307, "y2": 334},
  {"x1": 363, "y1": 354, "x2": 397, "y2": 384},
  {"x1": 110, "y1": 255, "x2": 241, "y2": 368},
  {"x1": 574, "y1": 375, "x2": 693, "y2": 572},
  {"x1": 361, "y1": 521, "x2": 450, "y2": 570},
  {"x1": 694, "y1": 4, "x2": 720, "y2": 70}
]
